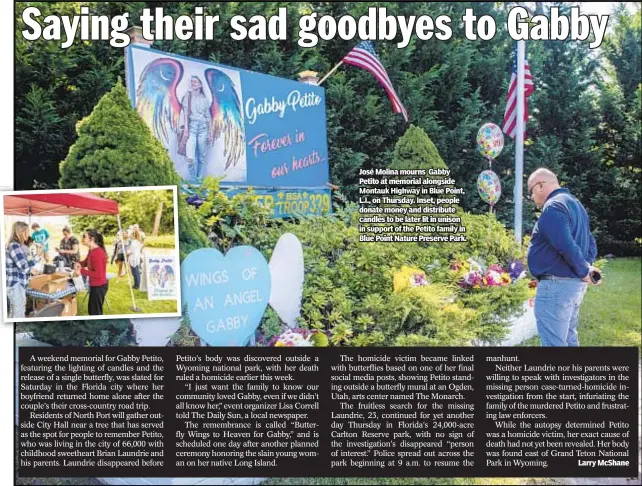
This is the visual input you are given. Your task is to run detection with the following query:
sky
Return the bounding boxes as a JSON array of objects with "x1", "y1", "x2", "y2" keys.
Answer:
[{"x1": 580, "y1": 1, "x2": 637, "y2": 15}]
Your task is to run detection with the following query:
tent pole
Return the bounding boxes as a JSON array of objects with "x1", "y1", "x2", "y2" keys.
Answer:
[{"x1": 117, "y1": 214, "x2": 140, "y2": 313}]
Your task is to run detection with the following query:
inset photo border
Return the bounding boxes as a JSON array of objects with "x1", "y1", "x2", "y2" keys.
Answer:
[{"x1": 1, "y1": 185, "x2": 181, "y2": 323}]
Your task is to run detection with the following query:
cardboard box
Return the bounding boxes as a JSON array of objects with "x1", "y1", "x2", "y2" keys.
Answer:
[
  {"x1": 28, "y1": 273, "x2": 70, "y2": 293},
  {"x1": 60, "y1": 296, "x2": 77, "y2": 317},
  {"x1": 41, "y1": 276, "x2": 69, "y2": 294},
  {"x1": 28, "y1": 274, "x2": 50, "y2": 291}
]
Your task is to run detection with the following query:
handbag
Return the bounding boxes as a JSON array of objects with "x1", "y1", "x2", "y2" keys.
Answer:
[{"x1": 177, "y1": 92, "x2": 191, "y2": 156}]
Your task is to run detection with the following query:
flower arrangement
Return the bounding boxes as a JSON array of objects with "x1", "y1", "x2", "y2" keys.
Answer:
[
  {"x1": 507, "y1": 260, "x2": 527, "y2": 281},
  {"x1": 393, "y1": 266, "x2": 429, "y2": 293},
  {"x1": 454, "y1": 258, "x2": 526, "y2": 290},
  {"x1": 410, "y1": 272, "x2": 428, "y2": 287},
  {"x1": 483, "y1": 264, "x2": 512, "y2": 287},
  {"x1": 269, "y1": 328, "x2": 329, "y2": 347}
]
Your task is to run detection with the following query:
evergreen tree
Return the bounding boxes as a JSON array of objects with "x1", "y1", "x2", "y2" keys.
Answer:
[
  {"x1": 59, "y1": 81, "x2": 178, "y2": 188},
  {"x1": 15, "y1": 1, "x2": 126, "y2": 189},
  {"x1": 592, "y1": 5, "x2": 642, "y2": 254},
  {"x1": 15, "y1": 85, "x2": 66, "y2": 187},
  {"x1": 390, "y1": 125, "x2": 447, "y2": 171},
  {"x1": 603, "y1": 4, "x2": 642, "y2": 112}
]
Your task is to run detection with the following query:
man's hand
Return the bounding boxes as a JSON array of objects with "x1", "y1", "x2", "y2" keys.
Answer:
[{"x1": 582, "y1": 265, "x2": 602, "y2": 285}]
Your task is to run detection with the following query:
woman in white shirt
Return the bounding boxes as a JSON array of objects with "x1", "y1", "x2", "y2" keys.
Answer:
[{"x1": 127, "y1": 230, "x2": 144, "y2": 290}]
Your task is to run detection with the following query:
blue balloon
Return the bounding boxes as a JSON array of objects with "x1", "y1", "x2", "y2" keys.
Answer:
[{"x1": 181, "y1": 246, "x2": 271, "y2": 346}]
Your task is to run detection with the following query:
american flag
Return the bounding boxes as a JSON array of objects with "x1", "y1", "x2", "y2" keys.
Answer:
[
  {"x1": 502, "y1": 46, "x2": 534, "y2": 139},
  {"x1": 342, "y1": 41, "x2": 408, "y2": 122}
]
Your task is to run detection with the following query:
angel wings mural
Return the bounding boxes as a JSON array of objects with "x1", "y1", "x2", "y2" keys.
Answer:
[{"x1": 135, "y1": 57, "x2": 246, "y2": 179}]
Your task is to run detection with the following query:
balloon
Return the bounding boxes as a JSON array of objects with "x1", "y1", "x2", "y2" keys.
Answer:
[
  {"x1": 477, "y1": 170, "x2": 502, "y2": 206},
  {"x1": 477, "y1": 123, "x2": 504, "y2": 159}
]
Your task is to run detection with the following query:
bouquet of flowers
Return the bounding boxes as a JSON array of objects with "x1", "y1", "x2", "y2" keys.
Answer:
[
  {"x1": 483, "y1": 264, "x2": 512, "y2": 287},
  {"x1": 410, "y1": 272, "x2": 428, "y2": 287},
  {"x1": 393, "y1": 266, "x2": 429, "y2": 292},
  {"x1": 269, "y1": 328, "x2": 329, "y2": 347},
  {"x1": 507, "y1": 260, "x2": 527, "y2": 282},
  {"x1": 455, "y1": 258, "x2": 484, "y2": 289},
  {"x1": 272, "y1": 329, "x2": 313, "y2": 347},
  {"x1": 454, "y1": 258, "x2": 516, "y2": 289}
]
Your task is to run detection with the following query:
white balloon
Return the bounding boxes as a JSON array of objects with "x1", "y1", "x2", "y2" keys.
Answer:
[
  {"x1": 131, "y1": 317, "x2": 181, "y2": 347},
  {"x1": 268, "y1": 233, "x2": 304, "y2": 327}
]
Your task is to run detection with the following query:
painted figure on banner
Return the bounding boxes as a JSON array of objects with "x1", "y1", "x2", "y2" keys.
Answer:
[
  {"x1": 160, "y1": 265, "x2": 175, "y2": 290},
  {"x1": 135, "y1": 56, "x2": 246, "y2": 183},
  {"x1": 179, "y1": 75, "x2": 212, "y2": 182}
]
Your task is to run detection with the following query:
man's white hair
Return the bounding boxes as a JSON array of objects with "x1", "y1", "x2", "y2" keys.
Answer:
[{"x1": 528, "y1": 168, "x2": 559, "y2": 185}]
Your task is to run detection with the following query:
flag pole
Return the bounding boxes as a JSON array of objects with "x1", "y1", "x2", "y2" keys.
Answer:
[
  {"x1": 318, "y1": 61, "x2": 343, "y2": 86},
  {"x1": 514, "y1": 40, "x2": 526, "y2": 244}
]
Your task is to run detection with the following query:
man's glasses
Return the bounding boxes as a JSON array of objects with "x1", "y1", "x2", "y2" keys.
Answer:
[{"x1": 527, "y1": 181, "x2": 546, "y2": 200}]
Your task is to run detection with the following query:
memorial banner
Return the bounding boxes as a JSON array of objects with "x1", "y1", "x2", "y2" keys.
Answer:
[
  {"x1": 145, "y1": 253, "x2": 179, "y2": 301},
  {"x1": 126, "y1": 45, "x2": 330, "y2": 189}
]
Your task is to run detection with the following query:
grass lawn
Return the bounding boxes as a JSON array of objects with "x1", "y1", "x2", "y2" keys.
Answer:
[
  {"x1": 15, "y1": 476, "x2": 101, "y2": 486},
  {"x1": 74, "y1": 245, "x2": 179, "y2": 317},
  {"x1": 261, "y1": 478, "x2": 541, "y2": 485},
  {"x1": 521, "y1": 257, "x2": 641, "y2": 348}
]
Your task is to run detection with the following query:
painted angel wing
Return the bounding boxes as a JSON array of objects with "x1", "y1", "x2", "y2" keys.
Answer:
[
  {"x1": 268, "y1": 233, "x2": 304, "y2": 327},
  {"x1": 135, "y1": 58, "x2": 183, "y2": 147},
  {"x1": 204, "y1": 68, "x2": 245, "y2": 170}
]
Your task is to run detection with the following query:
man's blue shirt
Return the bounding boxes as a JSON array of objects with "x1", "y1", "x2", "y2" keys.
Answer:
[{"x1": 527, "y1": 188, "x2": 597, "y2": 279}]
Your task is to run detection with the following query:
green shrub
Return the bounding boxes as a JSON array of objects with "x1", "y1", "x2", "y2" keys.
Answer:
[
  {"x1": 26, "y1": 320, "x2": 135, "y2": 347},
  {"x1": 195, "y1": 189, "x2": 529, "y2": 346},
  {"x1": 168, "y1": 306, "x2": 202, "y2": 347},
  {"x1": 177, "y1": 197, "x2": 210, "y2": 260},
  {"x1": 195, "y1": 177, "x2": 274, "y2": 253},
  {"x1": 71, "y1": 189, "x2": 176, "y2": 237},
  {"x1": 390, "y1": 124, "x2": 447, "y2": 171},
  {"x1": 59, "y1": 81, "x2": 177, "y2": 188}
]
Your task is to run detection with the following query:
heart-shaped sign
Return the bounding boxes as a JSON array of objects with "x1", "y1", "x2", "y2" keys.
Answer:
[
  {"x1": 268, "y1": 233, "x2": 304, "y2": 327},
  {"x1": 131, "y1": 317, "x2": 181, "y2": 347},
  {"x1": 181, "y1": 246, "x2": 270, "y2": 346}
]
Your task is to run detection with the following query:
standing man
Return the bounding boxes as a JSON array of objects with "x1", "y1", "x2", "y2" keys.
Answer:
[
  {"x1": 526, "y1": 168, "x2": 600, "y2": 347},
  {"x1": 56, "y1": 226, "x2": 80, "y2": 269},
  {"x1": 31, "y1": 223, "x2": 50, "y2": 264}
]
